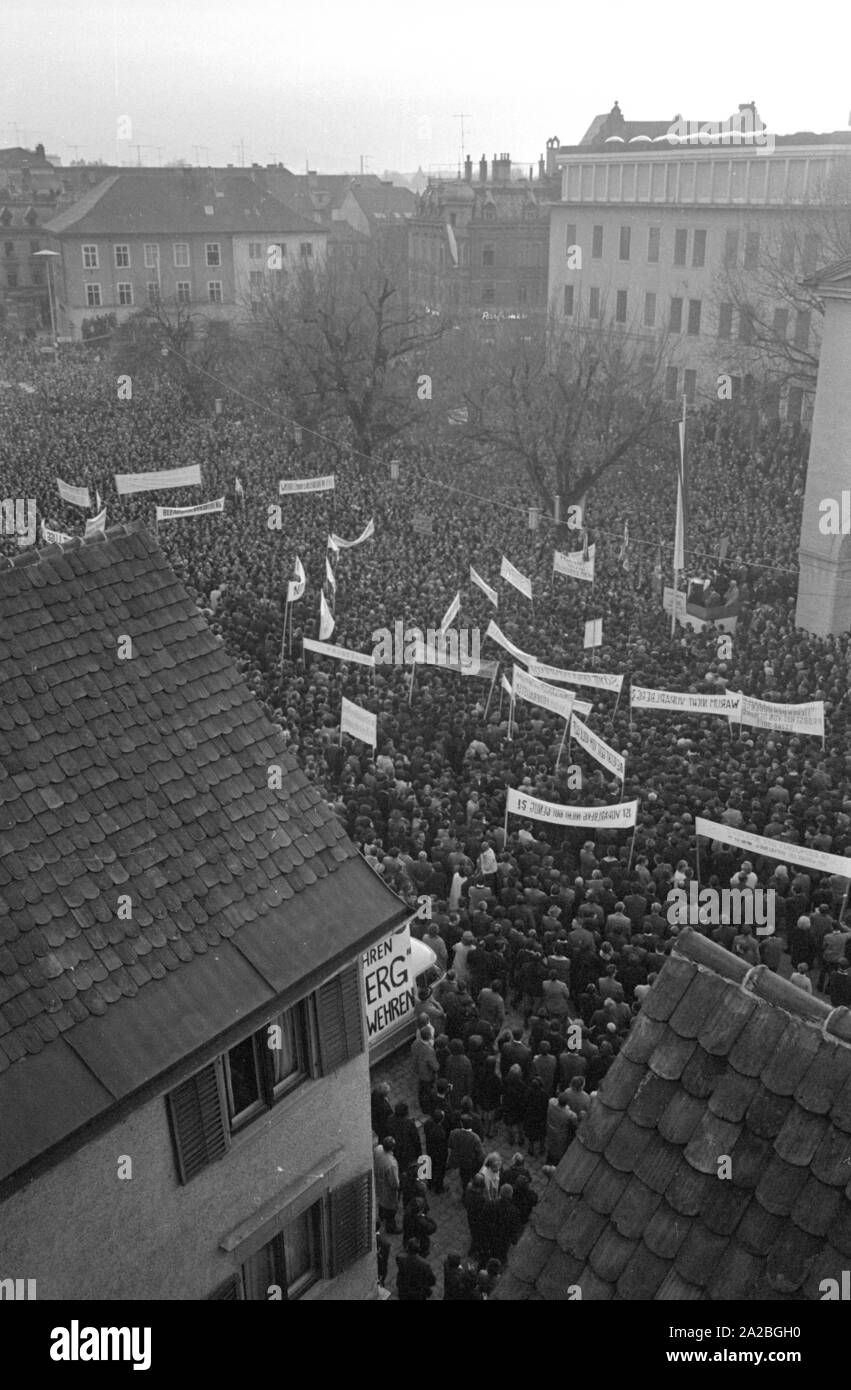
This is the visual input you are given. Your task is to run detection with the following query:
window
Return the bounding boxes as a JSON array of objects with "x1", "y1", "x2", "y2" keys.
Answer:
[
  {"x1": 176, "y1": 281, "x2": 191, "y2": 304},
  {"x1": 565, "y1": 223, "x2": 577, "y2": 255},
  {"x1": 3, "y1": 241, "x2": 12, "y2": 257},
  {"x1": 773, "y1": 307, "x2": 789, "y2": 338},
  {"x1": 683, "y1": 368, "x2": 697, "y2": 403},
  {"x1": 724, "y1": 229, "x2": 739, "y2": 268},
  {"x1": 249, "y1": 270, "x2": 263, "y2": 293},
  {"x1": 482, "y1": 244, "x2": 494, "y2": 267},
  {"x1": 687, "y1": 299, "x2": 702, "y2": 335},
  {"x1": 739, "y1": 309, "x2": 754, "y2": 344},
  {"x1": 206, "y1": 243, "x2": 221, "y2": 267},
  {"x1": 718, "y1": 302, "x2": 733, "y2": 339},
  {"x1": 563, "y1": 284, "x2": 574, "y2": 316},
  {"x1": 803, "y1": 233, "x2": 821, "y2": 276},
  {"x1": 117, "y1": 282, "x2": 133, "y2": 306},
  {"x1": 673, "y1": 229, "x2": 687, "y2": 266},
  {"x1": 114, "y1": 244, "x2": 130, "y2": 268},
  {"x1": 794, "y1": 309, "x2": 811, "y2": 349},
  {"x1": 82, "y1": 245, "x2": 99, "y2": 269},
  {"x1": 300, "y1": 242, "x2": 313, "y2": 258},
  {"x1": 6, "y1": 269, "x2": 18, "y2": 289},
  {"x1": 208, "y1": 281, "x2": 223, "y2": 303},
  {"x1": 168, "y1": 966, "x2": 362, "y2": 1185},
  {"x1": 241, "y1": 1209, "x2": 324, "y2": 1301},
  {"x1": 29, "y1": 239, "x2": 40, "y2": 254},
  {"x1": 670, "y1": 296, "x2": 683, "y2": 333},
  {"x1": 174, "y1": 243, "x2": 190, "y2": 267},
  {"x1": 643, "y1": 291, "x2": 656, "y2": 327},
  {"x1": 618, "y1": 226, "x2": 631, "y2": 261},
  {"x1": 249, "y1": 242, "x2": 263, "y2": 260},
  {"x1": 518, "y1": 284, "x2": 528, "y2": 305},
  {"x1": 744, "y1": 230, "x2": 760, "y2": 271},
  {"x1": 692, "y1": 229, "x2": 706, "y2": 267},
  {"x1": 591, "y1": 225, "x2": 603, "y2": 259},
  {"x1": 86, "y1": 283, "x2": 102, "y2": 307},
  {"x1": 144, "y1": 244, "x2": 159, "y2": 269},
  {"x1": 589, "y1": 286, "x2": 600, "y2": 319},
  {"x1": 665, "y1": 366, "x2": 679, "y2": 400},
  {"x1": 647, "y1": 226, "x2": 660, "y2": 263},
  {"x1": 615, "y1": 289, "x2": 627, "y2": 323},
  {"x1": 146, "y1": 282, "x2": 160, "y2": 305},
  {"x1": 481, "y1": 283, "x2": 494, "y2": 303}
]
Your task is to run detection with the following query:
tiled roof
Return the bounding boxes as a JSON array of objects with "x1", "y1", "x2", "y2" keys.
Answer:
[
  {"x1": 349, "y1": 185, "x2": 417, "y2": 221},
  {"x1": 0, "y1": 147, "x2": 55, "y2": 170},
  {"x1": 0, "y1": 524, "x2": 404, "y2": 1184},
  {"x1": 496, "y1": 929, "x2": 851, "y2": 1301},
  {"x1": 44, "y1": 171, "x2": 319, "y2": 236}
]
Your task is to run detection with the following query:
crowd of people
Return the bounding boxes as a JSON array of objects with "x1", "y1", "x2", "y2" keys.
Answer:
[{"x1": 3, "y1": 342, "x2": 851, "y2": 1301}]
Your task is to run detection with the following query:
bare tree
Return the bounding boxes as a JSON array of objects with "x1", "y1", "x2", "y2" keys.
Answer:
[{"x1": 112, "y1": 296, "x2": 238, "y2": 408}]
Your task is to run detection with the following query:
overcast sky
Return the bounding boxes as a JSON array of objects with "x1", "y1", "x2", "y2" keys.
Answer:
[{"x1": 4, "y1": 1, "x2": 846, "y2": 175}]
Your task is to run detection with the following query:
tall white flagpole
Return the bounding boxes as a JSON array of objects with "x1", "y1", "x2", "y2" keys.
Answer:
[{"x1": 672, "y1": 394, "x2": 687, "y2": 640}]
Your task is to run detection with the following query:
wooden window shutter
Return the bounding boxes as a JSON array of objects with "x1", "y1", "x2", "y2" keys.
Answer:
[
  {"x1": 167, "y1": 1061, "x2": 229, "y2": 1184},
  {"x1": 208, "y1": 1274, "x2": 242, "y2": 1300},
  {"x1": 316, "y1": 963, "x2": 364, "y2": 1074},
  {"x1": 330, "y1": 1172, "x2": 373, "y2": 1276}
]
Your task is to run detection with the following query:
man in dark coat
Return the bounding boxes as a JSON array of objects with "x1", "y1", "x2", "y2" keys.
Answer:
[
  {"x1": 396, "y1": 1240, "x2": 436, "y2": 1300},
  {"x1": 423, "y1": 1108, "x2": 449, "y2": 1194}
]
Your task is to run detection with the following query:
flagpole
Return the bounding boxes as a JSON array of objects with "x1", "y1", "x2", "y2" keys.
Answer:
[
  {"x1": 626, "y1": 824, "x2": 639, "y2": 873},
  {"x1": 483, "y1": 661, "x2": 499, "y2": 722},
  {"x1": 408, "y1": 659, "x2": 417, "y2": 706},
  {"x1": 672, "y1": 394, "x2": 687, "y2": 641},
  {"x1": 555, "y1": 716, "x2": 569, "y2": 770},
  {"x1": 508, "y1": 694, "x2": 515, "y2": 742}
]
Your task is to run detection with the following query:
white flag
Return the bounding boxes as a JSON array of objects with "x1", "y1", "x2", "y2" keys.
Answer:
[
  {"x1": 84, "y1": 507, "x2": 107, "y2": 537},
  {"x1": 329, "y1": 517, "x2": 375, "y2": 549},
  {"x1": 470, "y1": 565, "x2": 498, "y2": 607},
  {"x1": 500, "y1": 555, "x2": 533, "y2": 601},
  {"x1": 115, "y1": 464, "x2": 201, "y2": 495},
  {"x1": 287, "y1": 556, "x2": 306, "y2": 604},
  {"x1": 340, "y1": 696, "x2": 377, "y2": 749},
  {"x1": 501, "y1": 674, "x2": 513, "y2": 697},
  {"x1": 95, "y1": 488, "x2": 102, "y2": 511},
  {"x1": 325, "y1": 555, "x2": 336, "y2": 591},
  {"x1": 234, "y1": 476, "x2": 245, "y2": 499},
  {"x1": 319, "y1": 590, "x2": 335, "y2": 641},
  {"x1": 57, "y1": 478, "x2": 91, "y2": 509},
  {"x1": 584, "y1": 619, "x2": 603, "y2": 649},
  {"x1": 439, "y1": 591, "x2": 461, "y2": 636}
]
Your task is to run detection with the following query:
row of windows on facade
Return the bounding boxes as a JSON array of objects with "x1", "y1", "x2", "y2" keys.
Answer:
[
  {"x1": 170, "y1": 962, "x2": 373, "y2": 1299},
  {"x1": 413, "y1": 240, "x2": 544, "y2": 269},
  {"x1": 564, "y1": 223, "x2": 823, "y2": 274},
  {"x1": 82, "y1": 281, "x2": 229, "y2": 307},
  {"x1": 561, "y1": 284, "x2": 811, "y2": 345},
  {"x1": 663, "y1": 364, "x2": 807, "y2": 419},
  {"x1": 4, "y1": 239, "x2": 41, "y2": 256},
  {"x1": 79, "y1": 241, "x2": 314, "y2": 271}
]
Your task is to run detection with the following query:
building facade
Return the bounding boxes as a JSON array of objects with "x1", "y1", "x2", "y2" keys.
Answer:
[
  {"x1": 547, "y1": 105, "x2": 851, "y2": 418},
  {"x1": 0, "y1": 146, "x2": 63, "y2": 335}
]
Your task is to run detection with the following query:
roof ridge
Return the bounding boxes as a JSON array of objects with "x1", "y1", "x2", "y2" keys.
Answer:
[
  {"x1": 672, "y1": 926, "x2": 851, "y2": 1048},
  {"x1": 0, "y1": 520, "x2": 149, "y2": 573}
]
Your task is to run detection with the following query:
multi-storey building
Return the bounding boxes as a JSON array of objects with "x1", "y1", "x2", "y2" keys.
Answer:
[
  {"x1": 547, "y1": 103, "x2": 851, "y2": 418},
  {"x1": 43, "y1": 170, "x2": 326, "y2": 338},
  {"x1": 408, "y1": 149, "x2": 561, "y2": 320},
  {"x1": 0, "y1": 145, "x2": 63, "y2": 334},
  {"x1": 0, "y1": 524, "x2": 405, "y2": 1299}
]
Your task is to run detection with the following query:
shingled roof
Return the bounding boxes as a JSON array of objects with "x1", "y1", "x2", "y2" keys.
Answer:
[
  {"x1": 0, "y1": 524, "x2": 404, "y2": 1189},
  {"x1": 496, "y1": 928, "x2": 851, "y2": 1301}
]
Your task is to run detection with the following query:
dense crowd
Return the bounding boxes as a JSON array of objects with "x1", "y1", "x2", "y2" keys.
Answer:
[{"x1": 2, "y1": 343, "x2": 850, "y2": 1299}]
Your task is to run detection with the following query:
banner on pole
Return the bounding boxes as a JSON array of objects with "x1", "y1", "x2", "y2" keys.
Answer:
[
  {"x1": 695, "y1": 818, "x2": 851, "y2": 880},
  {"x1": 329, "y1": 517, "x2": 375, "y2": 549},
  {"x1": 631, "y1": 686, "x2": 742, "y2": 717},
  {"x1": 501, "y1": 674, "x2": 513, "y2": 698},
  {"x1": 485, "y1": 619, "x2": 535, "y2": 667},
  {"x1": 325, "y1": 555, "x2": 336, "y2": 591},
  {"x1": 412, "y1": 512, "x2": 433, "y2": 535},
  {"x1": 571, "y1": 715, "x2": 625, "y2": 782},
  {"x1": 506, "y1": 787, "x2": 638, "y2": 828},
  {"x1": 57, "y1": 478, "x2": 91, "y2": 509},
  {"x1": 470, "y1": 565, "x2": 498, "y2": 607},
  {"x1": 341, "y1": 696, "x2": 377, "y2": 749},
  {"x1": 663, "y1": 585, "x2": 687, "y2": 622},
  {"x1": 553, "y1": 545, "x2": 595, "y2": 582},
  {"x1": 156, "y1": 497, "x2": 225, "y2": 522},
  {"x1": 730, "y1": 693, "x2": 825, "y2": 739},
  {"x1": 84, "y1": 507, "x2": 107, "y2": 537},
  {"x1": 41, "y1": 521, "x2": 72, "y2": 545},
  {"x1": 319, "y1": 590, "x2": 335, "y2": 640},
  {"x1": 500, "y1": 556, "x2": 533, "y2": 601},
  {"x1": 512, "y1": 665, "x2": 575, "y2": 722},
  {"x1": 530, "y1": 662, "x2": 623, "y2": 694},
  {"x1": 584, "y1": 619, "x2": 603, "y2": 649},
  {"x1": 279, "y1": 474, "x2": 336, "y2": 495},
  {"x1": 115, "y1": 465, "x2": 202, "y2": 495},
  {"x1": 287, "y1": 556, "x2": 307, "y2": 604},
  {"x1": 439, "y1": 591, "x2": 461, "y2": 636},
  {"x1": 302, "y1": 637, "x2": 375, "y2": 667}
]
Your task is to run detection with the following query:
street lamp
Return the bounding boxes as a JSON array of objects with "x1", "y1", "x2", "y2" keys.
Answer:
[{"x1": 32, "y1": 249, "x2": 60, "y2": 349}]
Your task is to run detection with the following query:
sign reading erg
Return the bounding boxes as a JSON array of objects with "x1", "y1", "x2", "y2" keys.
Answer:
[{"x1": 362, "y1": 925, "x2": 416, "y2": 1043}]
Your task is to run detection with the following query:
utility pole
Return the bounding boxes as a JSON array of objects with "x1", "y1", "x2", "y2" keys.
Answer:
[
  {"x1": 155, "y1": 146, "x2": 164, "y2": 166},
  {"x1": 234, "y1": 140, "x2": 245, "y2": 167},
  {"x1": 131, "y1": 143, "x2": 144, "y2": 166},
  {"x1": 453, "y1": 113, "x2": 472, "y2": 174},
  {"x1": 359, "y1": 155, "x2": 372, "y2": 176}
]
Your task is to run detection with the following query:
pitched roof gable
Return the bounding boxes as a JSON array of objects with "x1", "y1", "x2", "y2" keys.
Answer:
[{"x1": 496, "y1": 928, "x2": 851, "y2": 1300}]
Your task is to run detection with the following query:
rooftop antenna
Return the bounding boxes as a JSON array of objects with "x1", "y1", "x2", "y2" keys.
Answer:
[{"x1": 453, "y1": 113, "x2": 472, "y2": 175}]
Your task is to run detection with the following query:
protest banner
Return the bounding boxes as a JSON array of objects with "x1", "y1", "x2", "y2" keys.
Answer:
[
  {"x1": 485, "y1": 619, "x2": 535, "y2": 667},
  {"x1": 439, "y1": 591, "x2": 461, "y2": 635},
  {"x1": 571, "y1": 714, "x2": 626, "y2": 783},
  {"x1": 328, "y1": 518, "x2": 375, "y2": 549},
  {"x1": 340, "y1": 696, "x2": 377, "y2": 748},
  {"x1": 553, "y1": 545, "x2": 595, "y2": 582},
  {"x1": 512, "y1": 665, "x2": 575, "y2": 722},
  {"x1": 287, "y1": 556, "x2": 306, "y2": 604},
  {"x1": 279, "y1": 474, "x2": 336, "y2": 495},
  {"x1": 584, "y1": 619, "x2": 603, "y2": 649},
  {"x1": 84, "y1": 507, "x2": 107, "y2": 537},
  {"x1": 470, "y1": 565, "x2": 498, "y2": 607},
  {"x1": 41, "y1": 522, "x2": 72, "y2": 544},
  {"x1": 302, "y1": 637, "x2": 375, "y2": 667},
  {"x1": 506, "y1": 788, "x2": 638, "y2": 828},
  {"x1": 731, "y1": 693, "x2": 825, "y2": 740},
  {"x1": 631, "y1": 686, "x2": 743, "y2": 717},
  {"x1": 115, "y1": 464, "x2": 202, "y2": 494},
  {"x1": 57, "y1": 478, "x2": 90, "y2": 509},
  {"x1": 500, "y1": 555, "x2": 532, "y2": 601},
  {"x1": 695, "y1": 818, "x2": 851, "y2": 881},
  {"x1": 362, "y1": 924, "x2": 416, "y2": 1045},
  {"x1": 530, "y1": 662, "x2": 623, "y2": 694},
  {"x1": 155, "y1": 497, "x2": 225, "y2": 521}
]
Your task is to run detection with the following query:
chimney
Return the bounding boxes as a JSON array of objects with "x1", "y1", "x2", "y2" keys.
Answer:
[
  {"x1": 545, "y1": 136, "x2": 560, "y2": 178},
  {"x1": 464, "y1": 155, "x2": 472, "y2": 183},
  {"x1": 479, "y1": 154, "x2": 487, "y2": 183},
  {"x1": 538, "y1": 154, "x2": 545, "y2": 181}
]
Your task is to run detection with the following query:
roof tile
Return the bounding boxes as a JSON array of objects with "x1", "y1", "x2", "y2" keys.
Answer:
[{"x1": 642, "y1": 954, "x2": 698, "y2": 1021}]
